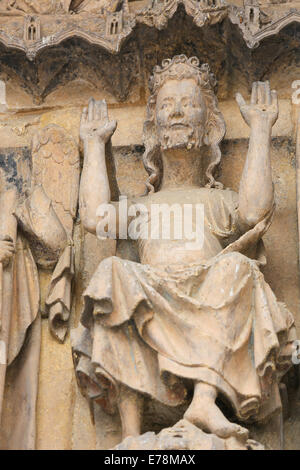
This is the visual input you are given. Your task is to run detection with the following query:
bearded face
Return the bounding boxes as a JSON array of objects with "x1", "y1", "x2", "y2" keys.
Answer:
[{"x1": 155, "y1": 78, "x2": 207, "y2": 151}]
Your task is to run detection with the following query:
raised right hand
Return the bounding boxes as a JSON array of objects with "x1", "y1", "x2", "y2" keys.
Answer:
[
  {"x1": 0, "y1": 236, "x2": 14, "y2": 267},
  {"x1": 80, "y1": 98, "x2": 117, "y2": 143},
  {"x1": 236, "y1": 81, "x2": 278, "y2": 129}
]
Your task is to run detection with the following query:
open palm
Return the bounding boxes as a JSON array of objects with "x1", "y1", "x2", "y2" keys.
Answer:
[
  {"x1": 80, "y1": 98, "x2": 117, "y2": 143},
  {"x1": 236, "y1": 81, "x2": 278, "y2": 129}
]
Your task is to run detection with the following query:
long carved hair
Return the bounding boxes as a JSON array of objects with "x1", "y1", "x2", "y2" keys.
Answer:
[{"x1": 143, "y1": 56, "x2": 226, "y2": 194}]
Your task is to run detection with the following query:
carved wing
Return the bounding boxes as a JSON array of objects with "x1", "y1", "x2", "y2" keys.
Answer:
[
  {"x1": 31, "y1": 124, "x2": 80, "y2": 236},
  {"x1": 31, "y1": 124, "x2": 80, "y2": 342}
]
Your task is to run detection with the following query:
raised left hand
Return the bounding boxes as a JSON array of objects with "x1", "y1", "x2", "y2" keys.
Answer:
[{"x1": 236, "y1": 81, "x2": 278, "y2": 129}]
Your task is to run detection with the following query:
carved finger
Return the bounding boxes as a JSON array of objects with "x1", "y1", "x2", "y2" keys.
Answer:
[
  {"x1": 103, "y1": 120, "x2": 117, "y2": 140},
  {"x1": 81, "y1": 107, "x2": 88, "y2": 126},
  {"x1": 257, "y1": 82, "x2": 265, "y2": 105},
  {"x1": 0, "y1": 235, "x2": 13, "y2": 242},
  {"x1": 88, "y1": 98, "x2": 95, "y2": 122},
  {"x1": 251, "y1": 82, "x2": 258, "y2": 104},
  {"x1": 271, "y1": 90, "x2": 278, "y2": 109},
  {"x1": 235, "y1": 93, "x2": 246, "y2": 108},
  {"x1": 101, "y1": 99, "x2": 109, "y2": 122},
  {"x1": 2, "y1": 242, "x2": 14, "y2": 250},
  {"x1": 3, "y1": 239, "x2": 14, "y2": 246},
  {"x1": 265, "y1": 80, "x2": 271, "y2": 105},
  {"x1": 95, "y1": 101, "x2": 102, "y2": 121}
]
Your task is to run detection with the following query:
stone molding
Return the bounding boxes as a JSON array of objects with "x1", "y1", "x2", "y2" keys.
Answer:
[{"x1": 0, "y1": 1, "x2": 299, "y2": 58}]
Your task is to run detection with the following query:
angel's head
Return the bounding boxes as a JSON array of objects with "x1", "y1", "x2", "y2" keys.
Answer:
[{"x1": 143, "y1": 55, "x2": 226, "y2": 193}]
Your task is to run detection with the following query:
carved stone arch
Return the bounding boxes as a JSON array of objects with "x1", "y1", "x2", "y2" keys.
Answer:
[{"x1": 0, "y1": 1, "x2": 299, "y2": 58}]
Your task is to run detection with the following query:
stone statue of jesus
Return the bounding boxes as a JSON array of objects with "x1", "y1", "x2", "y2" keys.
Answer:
[{"x1": 73, "y1": 55, "x2": 295, "y2": 443}]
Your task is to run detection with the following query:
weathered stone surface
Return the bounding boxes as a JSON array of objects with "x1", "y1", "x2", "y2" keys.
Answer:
[
  {"x1": 0, "y1": 0, "x2": 299, "y2": 59},
  {"x1": 72, "y1": 54, "x2": 296, "y2": 450},
  {"x1": 36, "y1": 320, "x2": 75, "y2": 450},
  {"x1": 0, "y1": 0, "x2": 299, "y2": 452},
  {"x1": 114, "y1": 419, "x2": 264, "y2": 450}
]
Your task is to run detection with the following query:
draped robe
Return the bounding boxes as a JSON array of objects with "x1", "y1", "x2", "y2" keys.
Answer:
[
  {"x1": 73, "y1": 188, "x2": 296, "y2": 422},
  {"x1": 0, "y1": 185, "x2": 72, "y2": 449}
]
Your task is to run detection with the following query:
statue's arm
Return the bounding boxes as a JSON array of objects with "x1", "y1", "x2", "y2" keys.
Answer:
[
  {"x1": 236, "y1": 81, "x2": 278, "y2": 228},
  {"x1": 14, "y1": 185, "x2": 68, "y2": 265},
  {"x1": 79, "y1": 98, "x2": 117, "y2": 235}
]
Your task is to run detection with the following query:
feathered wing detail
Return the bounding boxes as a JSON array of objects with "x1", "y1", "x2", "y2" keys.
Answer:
[
  {"x1": 31, "y1": 124, "x2": 80, "y2": 237},
  {"x1": 31, "y1": 124, "x2": 80, "y2": 342}
]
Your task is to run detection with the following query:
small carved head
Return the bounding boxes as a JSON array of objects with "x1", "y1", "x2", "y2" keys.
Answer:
[{"x1": 143, "y1": 55, "x2": 225, "y2": 193}]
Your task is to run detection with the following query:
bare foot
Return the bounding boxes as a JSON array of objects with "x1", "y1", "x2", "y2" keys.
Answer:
[{"x1": 184, "y1": 383, "x2": 249, "y2": 442}]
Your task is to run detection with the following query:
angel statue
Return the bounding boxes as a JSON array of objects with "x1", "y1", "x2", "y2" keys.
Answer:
[
  {"x1": 73, "y1": 55, "x2": 296, "y2": 446},
  {"x1": 0, "y1": 125, "x2": 79, "y2": 449}
]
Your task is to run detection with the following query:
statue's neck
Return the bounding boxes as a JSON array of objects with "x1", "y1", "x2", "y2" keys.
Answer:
[{"x1": 160, "y1": 148, "x2": 202, "y2": 190}]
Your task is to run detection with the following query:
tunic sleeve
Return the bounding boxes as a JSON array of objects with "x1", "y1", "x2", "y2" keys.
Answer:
[{"x1": 205, "y1": 189, "x2": 243, "y2": 246}]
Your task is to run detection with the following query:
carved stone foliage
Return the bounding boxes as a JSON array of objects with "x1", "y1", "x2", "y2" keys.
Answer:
[
  {"x1": 136, "y1": 0, "x2": 228, "y2": 30},
  {"x1": 0, "y1": 0, "x2": 126, "y2": 15},
  {"x1": 0, "y1": 0, "x2": 69, "y2": 15},
  {"x1": 69, "y1": 0, "x2": 127, "y2": 14},
  {"x1": 0, "y1": 5, "x2": 298, "y2": 107}
]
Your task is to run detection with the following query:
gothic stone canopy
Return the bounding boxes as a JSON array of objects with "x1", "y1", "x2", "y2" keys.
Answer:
[{"x1": 0, "y1": 0, "x2": 300, "y2": 59}]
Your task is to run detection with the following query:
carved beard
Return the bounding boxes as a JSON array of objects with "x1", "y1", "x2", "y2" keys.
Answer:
[{"x1": 158, "y1": 124, "x2": 204, "y2": 151}]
